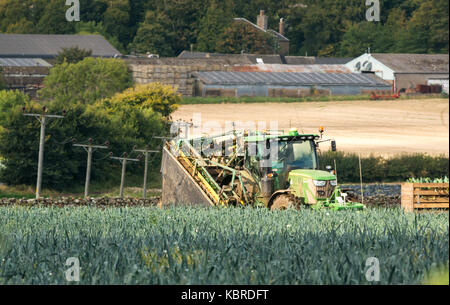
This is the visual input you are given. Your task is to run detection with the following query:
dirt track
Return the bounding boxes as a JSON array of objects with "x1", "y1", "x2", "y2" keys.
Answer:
[{"x1": 173, "y1": 99, "x2": 449, "y2": 156}]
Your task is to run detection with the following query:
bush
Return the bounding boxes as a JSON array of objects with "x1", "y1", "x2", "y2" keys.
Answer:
[
  {"x1": 54, "y1": 46, "x2": 92, "y2": 65},
  {"x1": 101, "y1": 83, "x2": 180, "y2": 119},
  {"x1": 0, "y1": 84, "x2": 174, "y2": 190},
  {"x1": 38, "y1": 57, "x2": 132, "y2": 106},
  {"x1": 0, "y1": 90, "x2": 30, "y2": 123},
  {"x1": 319, "y1": 151, "x2": 449, "y2": 183}
]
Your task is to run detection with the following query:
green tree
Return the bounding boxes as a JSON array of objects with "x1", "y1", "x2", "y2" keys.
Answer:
[
  {"x1": 102, "y1": 0, "x2": 130, "y2": 50},
  {"x1": 36, "y1": 0, "x2": 75, "y2": 34},
  {"x1": 396, "y1": 0, "x2": 449, "y2": 53},
  {"x1": 216, "y1": 21, "x2": 278, "y2": 54},
  {"x1": 131, "y1": 0, "x2": 206, "y2": 56},
  {"x1": 79, "y1": 0, "x2": 108, "y2": 23},
  {"x1": 0, "y1": 0, "x2": 448, "y2": 56},
  {"x1": 338, "y1": 22, "x2": 394, "y2": 57},
  {"x1": 130, "y1": 11, "x2": 175, "y2": 57},
  {"x1": 74, "y1": 21, "x2": 123, "y2": 54},
  {"x1": 101, "y1": 83, "x2": 181, "y2": 119},
  {"x1": 0, "y1": 0, "x2": 39, "y2": 33},
  {"x1": 55, "y1": 47, "x2": 93, "y2": 65},
  {"x1": 0, "y1": 84, "x2": 175, "y2": 190},
  {"x1": 196, "y1": 0, "x2": 233, "y2": 52},
  {"x1": 0, "y1": 90, "x2": 29, "y2": 125},
  {"x1": 38, "y1": 57, "x2": 132, "y2": 106}
]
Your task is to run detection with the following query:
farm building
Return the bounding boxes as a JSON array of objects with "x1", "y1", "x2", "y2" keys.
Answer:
[
  {"x1": 193, "y1": 71, "x2": 392, "y2": 97},
  {"x1": 128, "y1": 57, "x2": 251, "y2": 96},
  {"x1": 0, "y1": 58, "x2": 52, "y2": 97},
  {"x1": 346, "y1": 53, "x2": 449, "y2": 92},
  {"x1": 0, "y1": 34, "x2": 121, "y2": 59},
  {"x1": 427, "y1": 77, "x2": 449, "y2": 94},
  {"x1": 231, "y1": 64, "x2": 351, "y2": 73},
  {"x1": 178, "y1": 51, "x2": 352, "y2": 65},
  {"x1": 0, "y1": 34, "x2": 121, "y2": 95}
]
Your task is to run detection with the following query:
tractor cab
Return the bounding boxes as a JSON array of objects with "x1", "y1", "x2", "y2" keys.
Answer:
[{"x1": 243, "y1": 129, "x2": 321, "y2": 191}]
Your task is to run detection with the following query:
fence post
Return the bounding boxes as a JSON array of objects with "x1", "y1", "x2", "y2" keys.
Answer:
[{"x1": 401, "y1": 183, "x2": 414, "y2": 212}]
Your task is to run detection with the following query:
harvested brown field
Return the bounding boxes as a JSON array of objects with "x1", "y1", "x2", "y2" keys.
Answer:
[{"x1": 173, "y1": 98, "x2": 449, "y2": 156}]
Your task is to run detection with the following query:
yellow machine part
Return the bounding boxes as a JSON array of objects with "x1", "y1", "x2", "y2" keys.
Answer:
[{"x1": 177, "y1": 150, "x2": 223, "y2": 205}]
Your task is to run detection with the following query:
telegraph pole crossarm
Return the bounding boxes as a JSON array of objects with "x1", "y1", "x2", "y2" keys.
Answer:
[
  {"x1": 134, "y1": 146, "x2": 159, "y2": 200},
  {"x1": 110, "y1": 153, "x2": 140, "y2": 199},
  {"x1": 23, "y1": 108, "x2": 65, "y2": 199},
  {"x1": 73, "y1": 139, "x2": 109, "y2": 199}
]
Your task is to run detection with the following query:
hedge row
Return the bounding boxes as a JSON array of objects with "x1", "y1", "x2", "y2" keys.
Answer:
[{"x1": 318, "y1": 151, "x2": 449, "y2": 183}]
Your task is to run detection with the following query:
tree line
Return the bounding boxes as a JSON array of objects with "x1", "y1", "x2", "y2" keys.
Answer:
[
  {"x1": 0, "y1": 57, "x2": 179, "y2": 190},
  {"x1": 0, "y1": 0, "x2": 448, "y2": 56}
]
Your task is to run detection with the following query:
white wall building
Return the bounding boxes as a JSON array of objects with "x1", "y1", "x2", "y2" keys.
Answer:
[
  {"x1": 428, "y1": 78, "x2": 449, "y2": 94},
  {"x1": 346, "y1": 53, "x2": 449, "y2": 93}
]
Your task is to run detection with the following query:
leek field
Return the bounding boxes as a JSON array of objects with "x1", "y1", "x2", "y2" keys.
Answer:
[{"x1": 0, "y1": 207, "x2": 448, "y2": 285}]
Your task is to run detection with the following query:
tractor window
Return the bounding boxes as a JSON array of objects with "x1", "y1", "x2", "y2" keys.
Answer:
[{"x1": 278, "y1": 140, "x2": 318, "y2": 169}]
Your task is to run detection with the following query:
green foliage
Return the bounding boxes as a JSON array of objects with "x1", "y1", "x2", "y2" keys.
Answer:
[
  {"x1": 0, "y1": 207, "x2": 448, "y2": 284},
  {"x1": 196, "y1": 0, "x2": 233, "y2": 52},
  {"x1": 0, "y1": 100, "x2": 97, "y2": 189},
  {"x1": 217, "y1": 21, "x2": 279, "y2": 54},
  {"x1": 339, "y1": 22, "x2": 394, "y2": 57},
  {"x1": 102, "y1": 0, "x2": 131, "y2": 48},
  {"x1": 319, "y1": 151, "x2": 449, "y2": 183},
  {"x1": 39, "y1": 57, "x2": 132, "y2": 106},
  {"x1": 0, "y1": 90, "x2": 29, "y2": 123},
  {"x1": 100, "y1": 83, "x2": 181, "y2": 118},
  {"x1": 35, "y1": 0, "x2": 75, "y2": 34},
  {"x1": 54, "y1": 47, "x2": 92, "y2": 65},
  {"x1": 131, "y1": 0, "x2": 205, "y2": 56},
  {"x1": 407, "y1": 177, "x2": 449, "y2": 183},
  {"x1": 395, "y1": 0, "x2": 449, "y2": 53},
  {"x1": 422, "y1": 265, "x2": 450, "y2": 285},
  {"x1": 130, "y1": 11, "x2": 175, "y2": 57},
  {"x1": 74, "y1": 21, "x2": 124, "y2": 54},
  {"x1": 0, "y1": 85, "x2": 174, "y2": 190},
  {"x1": 0, "y1": 0, "x2": 448, "y2": 56}
]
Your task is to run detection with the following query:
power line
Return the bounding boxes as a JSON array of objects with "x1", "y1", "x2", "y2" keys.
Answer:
[
  {"x1": 23, "y1": 108, "x2": 65, "y2": 199},
  {"x1": 73, "y1": 138, "x2": 109, "y2": 199},
  {"x1": 110, "y1": 153, "x2": 140, "y2": 199},
  {"x1": 134, "y1": 146, "x2": 159, "y2": 200}
]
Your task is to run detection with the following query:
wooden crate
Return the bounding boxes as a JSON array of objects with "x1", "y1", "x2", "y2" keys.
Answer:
[{"x1": 401, "y1": 183, "x2": 449, "y2": 212}]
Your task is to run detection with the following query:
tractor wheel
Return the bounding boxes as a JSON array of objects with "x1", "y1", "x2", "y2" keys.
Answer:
[{"x1": 270, "y1": 194, "x2": 298, "y2": 211}]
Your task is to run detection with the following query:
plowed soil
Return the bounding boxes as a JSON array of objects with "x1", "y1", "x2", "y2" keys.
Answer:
[{"x1": 173, "y1": 98, "x2": 449, "y2": 156}]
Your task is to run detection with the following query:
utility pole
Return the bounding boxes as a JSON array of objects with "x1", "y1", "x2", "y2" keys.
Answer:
[
  {"x1": 359, "y1": 153, "x2": 364, "y2": 205},
  {"x1": 134, "y1": 146, "x2": 159, "y2": 200},
  {"x1": 23, "y1": 108, "x2": 65, "y2": 199},
  {"x1": 110, "y1": 153, "x2": 140, "y2": 199},
  {"x1": 73, "y1": 139, "x2": 109, "y2": 199}
]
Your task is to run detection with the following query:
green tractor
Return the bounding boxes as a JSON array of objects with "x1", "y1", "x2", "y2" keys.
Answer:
[{"x1": 161, "y1": 128, "x2": 365, "y2": 211}]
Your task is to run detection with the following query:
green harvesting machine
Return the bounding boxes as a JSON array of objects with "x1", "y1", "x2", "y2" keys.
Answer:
[{"x1": 161, "y1": 127, "x2": 365, "y2": 211}]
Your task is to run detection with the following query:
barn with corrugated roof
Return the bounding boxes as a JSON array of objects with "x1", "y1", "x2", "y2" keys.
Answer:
[
  {"x1": 0, "y1": 34, "x2": 121, "y2": 95},
  {"x1": 193, "y1": 71, "x2": 392, "y2": 97},
  {"x1": 0, "y1": 34, "x2": 121, "y2": 59}
]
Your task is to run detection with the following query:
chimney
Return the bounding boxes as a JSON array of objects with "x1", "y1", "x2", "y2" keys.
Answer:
[
  {"x1": 279, "y1": 18, "x2": 285, "y2": 36},
  {"x1": 257, "y1": 10, "x2": 268, "y2": 30}
]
